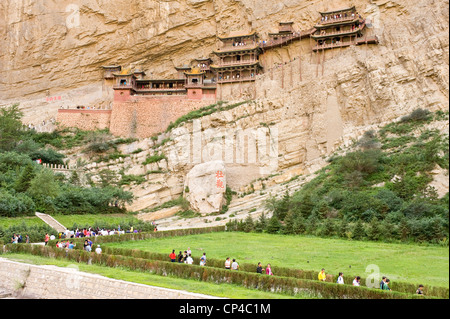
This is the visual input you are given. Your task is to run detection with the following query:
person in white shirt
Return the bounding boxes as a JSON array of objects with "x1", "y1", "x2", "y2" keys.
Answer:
[
  {"x1": 337, "y1": 272, "x2": 344, "y2": 284},
  {"x1": 187, "y1": 247, "x2": 192, "y2": 256},
  {"x1": 95, "y1": 245, "x2": 102, "y2": 254},
  {"x1": 200, "y1": 253, "x2": 206, "y2": 266},
  {"x1": 353, "y1": 276, "x2": 361, "y2": 286},
  {"x1": 224, "y1": 257, "x2": 231, "y2": 269},
  {"x1": 231, "y1": 259, "x2": 239, "y2": 270},
  {"x1": 185, "y1": 254, "x2": 193, "y2": 265}
]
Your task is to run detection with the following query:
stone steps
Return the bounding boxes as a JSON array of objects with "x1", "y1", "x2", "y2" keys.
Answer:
[{"x1": 35, "y1": 212, "x2": 67, "y2": 233}]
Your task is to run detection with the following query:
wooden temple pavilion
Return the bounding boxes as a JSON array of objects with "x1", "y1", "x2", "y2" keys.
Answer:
[
  {"x1": 211, "y1": 32, "x2": 263, "y2": 83},
  {"x1": 110, "y1": 68, "x2": 187, "y2": 97},
  {"x1": 311, "y1": 6, "x2": 378, "y2": 51},
  {"x1": 183, "y1": 66, "x2": 216, "y2": 99},
  {"x1": 102, "y1": 65, "x2": 122, "y2": 79}
]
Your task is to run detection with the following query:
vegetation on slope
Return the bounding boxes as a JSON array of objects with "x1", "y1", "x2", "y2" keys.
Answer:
[
  {"x1": 0, "y1": 104, "x2": 135, "y2": 242},
  {"x1": 227, "y1": 109, "x2": 449, "y2": 245}
]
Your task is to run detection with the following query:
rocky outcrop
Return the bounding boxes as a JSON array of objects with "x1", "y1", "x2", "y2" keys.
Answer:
[{"x1": 184, "y1": 160, "x2": 226, "y2": 214}]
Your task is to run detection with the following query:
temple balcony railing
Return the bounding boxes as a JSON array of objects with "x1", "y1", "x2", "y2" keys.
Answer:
[
  {"x1": 184, "y1": 82, "x2": 217, "y2": 89},
  {"x1": 312, "y1": 40, "x2": 356, "y2": 51},
  {"x1": 217, "y1": 76, "x2": 256, "y2": 83},
  {"x1": 312, "y1": 22, "x2": 365, "y2": 39},
  {"x1": 134, "y1": 87, "x2": 186, "y2": 92},
  {"x1": 216, "y1": 43, "x2": 258, "y2": 52},
  {"x1": 113, "y1": 84, "x2": 134, "y2": 89},
  {"x1": 313, "y1": 34, "x2": 378, "y2": 51},
  {"x1": 216, "y1": 60, "x2": 259, "y2": 67},
  {"x1": 316, "y1": 16, "x2": 360, "y2": 26}
]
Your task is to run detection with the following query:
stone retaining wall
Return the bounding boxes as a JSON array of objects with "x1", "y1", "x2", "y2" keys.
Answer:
[
  {"x1": 0, "y1": 257, "x2": 218, "y2": 299},
  {"x1": 57, "y1": 109, "x2": 112, "y2": 131}
]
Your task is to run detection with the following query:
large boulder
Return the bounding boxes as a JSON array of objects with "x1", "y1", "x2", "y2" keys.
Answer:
[{"x1": 184, "y1": 160, "x2": 226, "y2": 215}]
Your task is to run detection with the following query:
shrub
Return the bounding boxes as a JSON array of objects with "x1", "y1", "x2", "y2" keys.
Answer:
[
  {"x1": 142, "y1": 153, "x2": 167, "y2": 165},
  {"x1": 400, "y1": 108, "x2": 431, "y2": 123}
]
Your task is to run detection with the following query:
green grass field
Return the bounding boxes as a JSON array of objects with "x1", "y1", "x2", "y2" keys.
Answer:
[
  {"x1": 0, "y1": 214, "x2": 139, "y2": 228},
  {"x1": 106, "y1": 232, "x2": 449, "y2": 288}
]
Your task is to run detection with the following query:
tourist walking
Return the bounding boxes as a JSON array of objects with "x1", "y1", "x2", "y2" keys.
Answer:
[
  {"x1": 337, "y1": 272, "x2": 344, "y2": 284},
  {"x1": 44, "y1": 233, "x2": 49, "y2": 245},
  {"x1": 416, "y1": 285, "x2": 424, "y2": 295},
  {"x1": 352, "y1": 276, "x2": 361, "y2": 286},
  {"x1": 185, "y1": 254, "x2": 194, "y2": 265},
  {"x1": 265, "y1": 264, "x2": 273, "y2": 276},
  {"x1": 380, "y1": 276, "x2": 387, "y2": 289},
  {"x1": 177, "y1": 251, "x2": 184, "y2": 263},
  {"x1": 169, "y1": 250, "x2": 177, "y2": 262},
  {"x1": 382, "y1": 279, "x2": 391, "y2": 291},
  {"x1": 95, "y1": 245, "x2": 102, "y2": 254},
  {"x1": 256, "y1": 262, "x2": 263, "y2": 274},
  {"x1": 231, "y1": 259, "x2": 239, "y2": 270},
  {"x1": 318, "y1": 268, "x2": 326, "y2": 281},
  {"x1": 200, "y1": 253, "x2": 207, "y2": 266},
  {"x1": 225, "y1": 257, "x2": 231, "y2": 270}
]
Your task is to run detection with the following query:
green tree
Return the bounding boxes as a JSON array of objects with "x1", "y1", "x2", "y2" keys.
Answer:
[
  {"x1": 27, "y1": 169, "x2": 61, "y2": 199},
  {"x1": 14, "y1": 163, "x2": 36, "y2": 193},
  {"x1": 366, "y1": 217, "x2": 382, "y2": 241},
  {"x1": 321, "y1": 218, "x2": 335, "y2": 237},
  {"x1": 266, "y1": 215, "x2": 282, "y2": 234},
  {"x1": 243, "y1": 215, "x2": 254, "y2": 233},
  {"x1": 254, "y1": 212, "x2": 267, "y2": 233},
  {"x1": 352, "y1": 219, "x2": 365, "y2": 240},
  {"x1": 305, "y1": 211, "x2": 319, "y2": 234},
  {"x1": 293, "y1": 214, "x2": 306, "y2": 234},
  {"x1": 0, "y1": 103, "x2": 24, "y2": 151},
  {"x1": 336, "y1": 219, "x2": 349, "y2": 238},
  {"x1": 282, "y1": 211, "x2": 296, "y2": 235},
  {"x1": 399, "y1": 218, "x2": 410, "y2": 241}
]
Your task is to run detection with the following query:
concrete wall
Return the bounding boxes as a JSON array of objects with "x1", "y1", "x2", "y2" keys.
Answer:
[
  {"x1": 0, "y1": 257, "x2": 218, "y2": 299},
  {"x1": 57, "y1": 109, "x2": 112, "y2": 131}
]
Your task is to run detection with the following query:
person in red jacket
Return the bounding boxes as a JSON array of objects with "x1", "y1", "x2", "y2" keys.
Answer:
[{"x1": 169, "y1": 250, "x2": 177, "y2": 262}]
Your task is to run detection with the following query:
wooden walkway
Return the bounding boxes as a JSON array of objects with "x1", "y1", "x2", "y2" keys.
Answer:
[{"x1": 259, "y1": 28, "x2": 316, "y2": 50}]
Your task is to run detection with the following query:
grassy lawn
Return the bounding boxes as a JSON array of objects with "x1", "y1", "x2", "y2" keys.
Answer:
[
  {"x1": 0, "y1": 214, "x2": 141, "y2": 229},
  {"x1": 1, "y1": 253, "x2": 315, "y2": 299},
  {"x1": 50, "y1": 214, "x2": 141, "y2": 228},
  {"x1": 106, "y1": 232, "x2": 449, "y2": 288},
  {"x1": 0, "y1": 216, "x2": 46, "y2": 228}
]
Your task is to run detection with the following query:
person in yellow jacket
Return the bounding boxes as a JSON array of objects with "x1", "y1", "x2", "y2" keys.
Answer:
[{"x1": 318, "y1": 268, "x2": 327, "y2": 281}]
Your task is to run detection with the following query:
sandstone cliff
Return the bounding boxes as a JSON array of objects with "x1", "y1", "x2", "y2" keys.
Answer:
[{"x1": 0, "y1": 0, "x2": 448, "y2": 214}]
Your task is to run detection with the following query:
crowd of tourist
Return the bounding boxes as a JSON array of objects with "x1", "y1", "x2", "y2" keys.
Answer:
[
  {"x1": 166, "y1": 249, "x2": 426, "y2": 295},
  {"x1": 10, "y1": 233, "x2": 29, "y2": 244},
  {"x1": 318, "y1": 268, "x2": 425, "y2": 295},
  {"x1": 232, "y1": 41, "x2": 248, "y2": 47},
  {"x1": 53, "y1": 238, "x2": 103, "y2": 255},
  {"x1": 47, "y1": 225, "x2": 142, "y2": 243}
]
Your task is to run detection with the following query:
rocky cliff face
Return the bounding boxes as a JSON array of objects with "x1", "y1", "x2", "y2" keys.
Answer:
[{"x1": 1, "y1": 0, "x2": 448, "y2": 212}]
